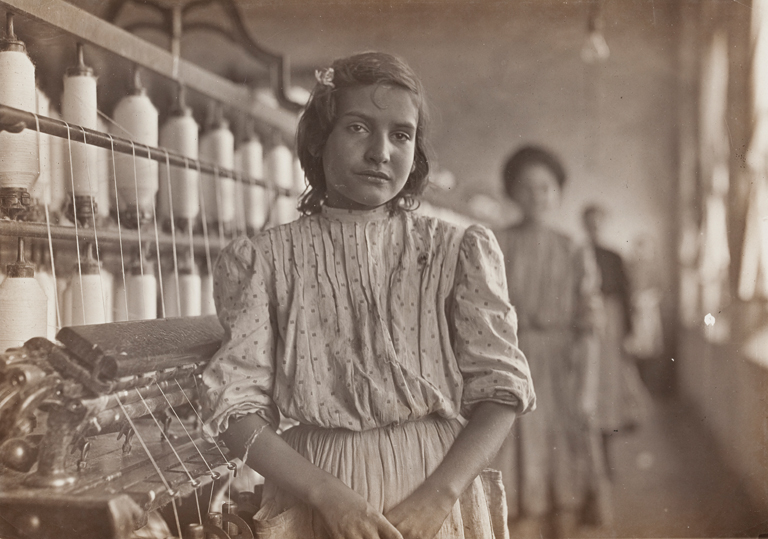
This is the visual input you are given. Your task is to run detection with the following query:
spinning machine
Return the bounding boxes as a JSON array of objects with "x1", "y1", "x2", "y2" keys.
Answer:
[{"x1": 0, "y1": 1, "x2": 304, "y2": 537}]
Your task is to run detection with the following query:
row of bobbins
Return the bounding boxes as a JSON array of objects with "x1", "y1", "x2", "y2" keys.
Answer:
[{"x1": 0, "y1": 11, "x2": 303, "y2": 353}]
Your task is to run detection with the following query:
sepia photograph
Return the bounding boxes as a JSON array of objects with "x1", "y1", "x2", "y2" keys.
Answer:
[{"x1": 0, "y1": 0, "x2": 765, "y2": 538}]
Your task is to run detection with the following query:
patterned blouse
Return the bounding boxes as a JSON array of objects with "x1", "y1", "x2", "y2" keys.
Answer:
[{"x1": 202, "y1": 205, "x2": 535, "y2": 437}]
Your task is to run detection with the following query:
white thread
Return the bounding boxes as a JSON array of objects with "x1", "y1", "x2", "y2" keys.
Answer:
[
  {"x1": 47, "y1": 108, "x2": 67, "y2": 213},
  {"x1": 112, "y1": 91, "x2": 159, "y2": 217},
  {"x1": 194, "y1": 156, "x2": 215, "y2": 315},
  {"x1": 126, "y1": 272, "x2": 157, "y2": 321},
  {"x1": 114, "y1": 395, "x2": 183, "y2": 537},
  {"x1": 95, "y1": 116, "x2": 112, "y2": 219},
  {"x1": 200, "y1": 121, "x2": 235, "y2": 227},
  {"x1": 159, "y1": 108, "x2": 199, "y2": 223},
  {"x1": 68, "y1": 272, "x2": 107, "y2": 325},
  {"x1": 107, "y1": 134, "x2": 130, "y2": 321},
  {"x1": 0, "y1": 49, "x2": 38, "y2": 190},
  {"x1": 266, "y1": 141, "x2": 294, "y2": 191},
  {"x1": 33, "y1": 114, "x2": 58, "y2": 337},
  {"x1": 0, "y1": 250, "x2": 47, "y2": 352},
  {"x1": 32, "y1": 88, "x2": 52, "y2": 205},
  {"x1": 241, "y1": 136, "x2": 267, "y2": 232},
  {"x1": 265, "y1": 141, "x2": 295, "y2": 226},
  {"x1": 81, "y1": 126, "x2": 109, "y2": 322},
  {"x1": 64, "y1": 121, "x2": 86, "y2": 324},
  {"x1": 151, "y1": 196, "x2": 166, "y2": 319},
  {"x1": 43, "y1": 203, "x2": 62, "y2": 333},
  {"x1": 162, "y1": 150, "x2": 182, "y2": 317},
  {"x1": 62, "y1": 72, "x2": 98, "y2": 196},
  {"x1": 130, "y1": 140, "x2": 147, "y2": 319},
  {"x1": 163, "y1": 266, "x2": 201, "y2": 318}
]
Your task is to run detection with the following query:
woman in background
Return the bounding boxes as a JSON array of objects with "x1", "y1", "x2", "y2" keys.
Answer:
[
  {"x1": 583, "y1": 205, "x2": 652, "y2": 477},
  {"x1": 493, "y1": 146, "x2": 607, "y2": 538}
]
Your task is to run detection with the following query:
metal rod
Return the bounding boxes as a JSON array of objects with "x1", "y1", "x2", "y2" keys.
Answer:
[
  {"x1": 0, "y1": 219, "x2": 224, "y2": 252},
  {"x1": 0, "y1": 104, "x2": 296, "y2": 196},
  {"x1": 0, "y1": 0, "x2": 298, "y2": 134}
]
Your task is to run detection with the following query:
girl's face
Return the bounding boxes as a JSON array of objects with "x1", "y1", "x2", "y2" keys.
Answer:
[
  {"x1": 511, "y1": 163, "x2": 561, "y2": 222},
  {"x1": 322, "y1": 84, "x2": 418, "y2": 210}
]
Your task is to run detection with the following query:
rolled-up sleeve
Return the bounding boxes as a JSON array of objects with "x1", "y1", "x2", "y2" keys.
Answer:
[
  {"x1": 201, "y1": 236, "x2": 279, "y2": 439},
  {"x1": 452, "y1": 225, "x2": 536, "y2": 417}
]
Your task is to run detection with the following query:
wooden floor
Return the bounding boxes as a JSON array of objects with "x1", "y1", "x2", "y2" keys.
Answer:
[{"x1": 575, "y1": 396, "x2": 768, "y2": 539}]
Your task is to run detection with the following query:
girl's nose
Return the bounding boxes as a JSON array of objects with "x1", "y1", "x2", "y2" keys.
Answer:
[{"x1": 365, "y1": 134, "x2": 390, "y2": 164}]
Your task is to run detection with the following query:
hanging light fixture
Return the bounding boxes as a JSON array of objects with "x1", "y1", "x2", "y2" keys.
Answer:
[{"x1": 581, "y1": 0, "x2": 610, "y2": 63}]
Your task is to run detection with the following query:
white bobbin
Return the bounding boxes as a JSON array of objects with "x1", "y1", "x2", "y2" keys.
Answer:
[
  {"x1": 62, "y1": 44, "x2": 99, "y2": 199},
  {"x1": 240, "y1": 133, "x2": 266, "y2": 232},
  {"x1": 0, "y1": 15, "x2": 39, "y2": 210},
  {"x1": 0, "y1": 240, "x2": 47, "y2": 352},
  {"x1": 163, "y1": 259, "x2": 202, "y2": 318},
  {"x1": 125, "y1": 259, "x2": 157, "y2": 321},
  {"x1": 159, "y1": 86, "x2": 199, "y2": 227},
  {"x1": 200, "y1": 114, "x2": 235, "y2": 227},
  {"x1": 68, "y1": 254, "x2": 107, "y2": 326},
  {"x1": 112, "y1": 70, "x2": 159, "y2": 224}
]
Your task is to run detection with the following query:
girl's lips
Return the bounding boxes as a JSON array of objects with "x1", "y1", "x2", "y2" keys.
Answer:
[{"x1": 357, "y1": 170, "x2": 391, "y2": 181}]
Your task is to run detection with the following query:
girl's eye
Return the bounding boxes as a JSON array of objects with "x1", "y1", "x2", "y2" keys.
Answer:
[
  {"x1": 393, "y1": 132, "x2": 412, "y2": 142},
  {"x1": 348, "y1": 123, "x2": 367, "y2": 133}
]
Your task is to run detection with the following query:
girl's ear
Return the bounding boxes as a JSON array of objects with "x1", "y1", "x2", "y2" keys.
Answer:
[{"x1": 411, "y1": 161, "x2": 416, "y2": 173}]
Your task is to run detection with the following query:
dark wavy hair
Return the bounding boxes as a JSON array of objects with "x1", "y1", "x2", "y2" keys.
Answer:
[
  {"x1": 296, "y1": 52, "x2": 430, "y2": 214},
  {"x1": 502, "y1": 145, "x2": 567, "y2": 200}
]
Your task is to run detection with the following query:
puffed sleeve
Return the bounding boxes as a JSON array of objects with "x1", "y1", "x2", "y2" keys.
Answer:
[
  {"x1": 201, "y1": 235, "x2": 279, "y2": 439},
  {"x1": 451, "y1": 225, "x2": 536, "y2": 417}
]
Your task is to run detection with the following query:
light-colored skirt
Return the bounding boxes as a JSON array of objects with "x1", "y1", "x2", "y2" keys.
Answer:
[{"x1": 253, "y1": 416, "x2": 509, "y2": 538}]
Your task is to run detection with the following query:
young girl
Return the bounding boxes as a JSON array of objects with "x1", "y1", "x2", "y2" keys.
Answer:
[{"x1": 202, "y1": 52, "x2": 535, "y2": 539}]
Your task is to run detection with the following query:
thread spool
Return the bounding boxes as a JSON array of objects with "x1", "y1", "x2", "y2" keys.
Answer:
[
  {"x1": 62, "y1": 44, "x2": 98, "y2": 205},
  {"x1": 200, "y1": 269, "x2": 215, "y2": 316},
  {"x1": 0, "y1": 13, "x2": 39, "y2": 218},
  {"x1": 32, "y1": 87, "x2": 52, "y2": 207},
  {"x1": 265, "y1": 136, "x2": 294, "y2": 191},
  {"x1": 112, "y1": 69, "x2": 159, "y2": 227},
  {"x1": 125, "y1": 258, "x2": 157, "y2": 320},
  {"x1": 200, "y1": 110, "x2": 235, "y2": 229},
  {"x1": 159, "y1": 85, "x2": 199, "y2": 230},
  {"x1": 68, "y1": 247, "x2": 108, "y2": 326},
  {"x1": 0, "y1": 238, "x2": 47, "y2": 352},
  {"x1": 96, "y1": 116, "x2": 111, "y2": 220},
  {"x1": 240, "y1": 130, "x2": 266, "y2": 233},
  {"x1": 163, "y1": 255, "x2": 201, "y2": 318}
]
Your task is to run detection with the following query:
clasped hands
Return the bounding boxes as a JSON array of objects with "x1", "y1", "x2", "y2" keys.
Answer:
[{"x1": 314, "y1": 477, "x2": 455, "y2": 539}]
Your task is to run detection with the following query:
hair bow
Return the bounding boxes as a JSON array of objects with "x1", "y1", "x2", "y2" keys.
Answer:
[{"x1": 315, "y1": 67, "x2": 335, "y2": 88}]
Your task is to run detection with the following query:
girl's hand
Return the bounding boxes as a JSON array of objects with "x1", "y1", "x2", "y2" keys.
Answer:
[
  {"x1": 313, "y1": 480, "x2": 404, "y2": 539},
  {"x1": 385, "y1": 482, "x2": 455, "y2": 539}
]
